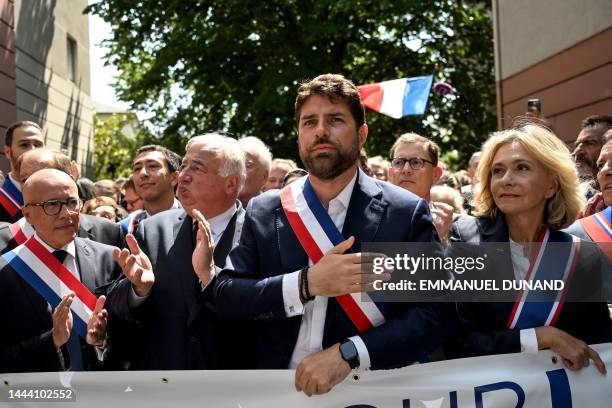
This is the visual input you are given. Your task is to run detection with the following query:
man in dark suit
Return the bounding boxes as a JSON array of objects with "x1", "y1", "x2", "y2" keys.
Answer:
[
  {"x1": 106, "y1": 133, "x2": 248, "y2": 370},
  {"x1": 199, "y1": 74, "x2": 453, "y2": 396},
  {"x1": 0, "y1": 169, "x2": 118, "y2": 373}
]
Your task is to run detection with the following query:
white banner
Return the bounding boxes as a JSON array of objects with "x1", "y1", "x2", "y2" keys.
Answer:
[{"x1": 2, "y1": 343, "x2": 612, "y2": 407}]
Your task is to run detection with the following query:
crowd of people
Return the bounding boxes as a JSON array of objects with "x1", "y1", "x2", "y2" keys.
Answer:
[{"x1": 0, "y1": 74, "x2": 610, "y2": 397}]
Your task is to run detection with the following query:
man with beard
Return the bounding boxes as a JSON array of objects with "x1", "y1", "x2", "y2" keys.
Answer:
[
  {"x1": 203, "y1": 74, "x2": 453, "y2": 396},
  {"x1": 573, "y1": 115, "x2": 612, "y2": 181},
  {"x1": 0, "y1": 121, "x2": 45, "y2": 222}
]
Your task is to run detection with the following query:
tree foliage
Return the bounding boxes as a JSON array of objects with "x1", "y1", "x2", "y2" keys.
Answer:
[
  {"x1": 86, "y1": 0, "x2": 495, "y2": 169},
  {"x1": 93, "y1": 113, "x2": 141, "y2": 179}
]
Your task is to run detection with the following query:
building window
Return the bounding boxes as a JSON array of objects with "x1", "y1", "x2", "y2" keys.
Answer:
[{"x1": 67, "y1": 36, "x2": 77, "y2": 82}]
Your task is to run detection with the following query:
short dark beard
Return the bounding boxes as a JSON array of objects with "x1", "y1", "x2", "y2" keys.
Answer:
[{"x1": 300, "y1": 135, "x2": 360, "y2": 180}]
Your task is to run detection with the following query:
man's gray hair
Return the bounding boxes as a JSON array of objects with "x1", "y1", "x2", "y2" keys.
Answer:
[
  {"x1": 187, "y1": 133, "x2": 247, "y2": 189},
  {"x1": 238, "y1": 136, "x2": 272, "y2": 173}
]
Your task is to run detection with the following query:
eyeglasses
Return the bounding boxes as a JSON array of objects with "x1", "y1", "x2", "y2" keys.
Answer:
[
  {"x1": 391, "y1": 157, "x2": 435, "y2": 171},
  {"x1": 25, "y1": 198, "x2": 82, "y2": 216}
]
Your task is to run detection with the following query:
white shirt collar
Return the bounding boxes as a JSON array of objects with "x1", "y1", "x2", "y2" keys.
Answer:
[
  {"x1": 207, "y1": 204, "x2": 237, "y2": 242},
  {"x1": 144, "y1": 198, "x2": 182, "y2": 217},
  {"x1": 33, "y1": 232, "x2": 76, "y2": 259},
  {"x1": 8, "y1": 172, "x2": 21, "y2": 192},
  {"x1": 327, "y1": 169, "x2": 357, "y2": 211}
]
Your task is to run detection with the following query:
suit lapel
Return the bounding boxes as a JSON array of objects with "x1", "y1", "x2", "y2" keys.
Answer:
[
  {"x1": 173, "y1": 213, "x2": 200, "y2": 312},
  {"x1": 74, "y1": 238, "x2": 97, "y2": 291}
]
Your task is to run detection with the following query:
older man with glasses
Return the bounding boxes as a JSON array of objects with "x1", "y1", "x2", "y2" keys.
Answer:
[
  {"x1": 0, "y1": 169, "x2": 121, "y2": 373},
  {"x1": 388, "y1": 132, "x2": 454, "y2": 245}
]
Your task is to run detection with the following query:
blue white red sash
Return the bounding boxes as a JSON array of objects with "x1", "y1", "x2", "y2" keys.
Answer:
[
  {"x1": 506, "y1": 228, "x2": 580, "y2": 330},
  {"x1": 1, "y1": 236, "x2": 97, "y2": 338},
  {"x1": 579, "y1": 206, "x2": 612, "y2": 260},
  {"x1": 280, "y1": 176, "x2": 387, "y2": 333},
  {"x1": 118, "y1": 210, "x2": 146, "y2": 235},
  {"x1": 0, "y1": 178, "x2": 23, "y2": 217},
  {"x1": 8, "y1": 217, "x2": 35, "y2": 245}
]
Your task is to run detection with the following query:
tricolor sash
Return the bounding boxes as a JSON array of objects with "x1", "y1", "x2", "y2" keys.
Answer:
[
  {"x1": 1, "y1": 236, "x2": 97, "y2": 338},
  {"x1": 578, "y1": 207, "x2": 612, "y2": 260},
  {"x1": 0, "y1": 178, "x2": 23, "y2": 217},
  {"x1": 118, "y1": 210, "x2": 146, "y2": 235},
  {"x1": 507, "y1": 228, "x2": 580, "y2": 330},
  {"x1": 8, "y1": 217, "x2": 35, "y2": 245},
  {"x1": 280, "y1": 176, "x2": 387, "y2": 333}
]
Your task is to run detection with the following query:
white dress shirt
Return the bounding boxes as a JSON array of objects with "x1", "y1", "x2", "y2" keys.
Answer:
[
  {"x1": 509, "y1": 238, "x2": 539, "y2": 354},
  {"x1": 8, "y1": 172, "x2": 22, "y2": 192},
  {"x1": 282, "y1": 172, "x2": 370, "y2": 369},
  {"x1": 35, "y1": 233, "x2": 79, "y2": 279}
]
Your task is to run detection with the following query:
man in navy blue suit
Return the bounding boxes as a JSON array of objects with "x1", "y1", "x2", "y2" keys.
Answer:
[{"x1": 195, "y1": 74, "x2": 453, "y2": 396}]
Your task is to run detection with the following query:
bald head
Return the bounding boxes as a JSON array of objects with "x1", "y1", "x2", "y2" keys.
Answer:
[
  {"x1": 17, "y1": 149, "x2": 72, "y2": 184},
  {"x1": 23, "y1": 169, "x2": 77, "y2": 203},
  {"x1": 22, "y1": 169, "x2": 81, "y2": 249}
]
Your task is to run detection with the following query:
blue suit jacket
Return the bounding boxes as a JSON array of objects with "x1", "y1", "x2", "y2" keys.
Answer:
[{"x1": 214, "y1": 171, "x2": 455, "y2": 369}]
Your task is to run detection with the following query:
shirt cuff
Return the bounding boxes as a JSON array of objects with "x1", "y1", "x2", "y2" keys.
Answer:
[
  {"x1": 349, "y1": 335, "x2": 371, "y2": 370},
  {"x1": 128, "y1": 284, "x2": 148, "y2": 308},
  {"x1": 282, "y1": 270, "x2": 304, "y2": 317},
  {"x1": 520, "y1": 328, "x2": 539, "y2": 354}
]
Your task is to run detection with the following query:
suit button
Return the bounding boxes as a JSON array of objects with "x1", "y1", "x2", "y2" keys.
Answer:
[{"x1": 190, "y1": 336, "x2": 197, "y2": 343}]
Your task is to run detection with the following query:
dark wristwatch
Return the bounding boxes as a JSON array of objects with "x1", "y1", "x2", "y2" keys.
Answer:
[{"x1": 339, "y1": 339, "x2": 360, "y2": 369}]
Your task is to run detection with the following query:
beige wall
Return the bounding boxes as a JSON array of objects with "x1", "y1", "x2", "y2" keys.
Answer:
[
  {"x1": 495, "y1": 0, "x2": 612, "y2": 79},
  {"x1": 493, "y1": 0, "x2": 612, "y2": 142},
  {"x1": 0, "y1": 0, "x2": 16, "y2": 171},
  {"x1": 13, "y1": 0, "x2": 94, "y2": 176}
]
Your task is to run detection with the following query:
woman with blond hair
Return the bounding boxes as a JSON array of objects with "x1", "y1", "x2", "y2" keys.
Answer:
[{"x1": 446, "y1": 123, "x2": 611, "y2": 372}]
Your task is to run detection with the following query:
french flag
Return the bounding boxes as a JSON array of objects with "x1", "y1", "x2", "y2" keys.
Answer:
[{"x1": 357, "y1": 75, "x2": 433, "y2": 118}]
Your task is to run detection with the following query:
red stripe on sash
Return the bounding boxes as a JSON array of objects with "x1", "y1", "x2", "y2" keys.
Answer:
[
  {"x1": 280, "y1": 186, "x2": 373, "y2": 333},
  {"x1": 506, "y1": 227, "x2": 547, "y2": 328},
  {"x1": 0, "y1": 191, "x2": 19, "y2": 216},
  {"x1": 24, "y1": 237, "x2": 97, "y2": 310},
  {"x1": 9, "y1": 220, "x2": 28, "y2": 244},
  {"x1": 579, "y1": 214, "x2": 612, "y2": 260}
]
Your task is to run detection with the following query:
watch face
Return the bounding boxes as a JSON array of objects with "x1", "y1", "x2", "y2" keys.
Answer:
[{"x1": 340, "y1": 341, "x2": 359, "y2": 368}]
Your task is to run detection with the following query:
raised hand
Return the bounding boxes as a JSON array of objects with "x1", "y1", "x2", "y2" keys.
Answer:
[
  {"x1": 191, "y1": 209, "x2": 216, "y2": 286},
  {"x1": 113, "y1": 234, "x2": 155, "y2": 297},
  {"x1": 86, "y1": 296, "x2": 108, "y2": 346},
  {"x1": 430, "y1": 201, "x2": 454, "y2": 246},
  {"x1": 307, "y1": 236, "x2": 391, "y2": 298},
  {"x1": 52, "y1": 292, "x2": 75, "y2": 348}
]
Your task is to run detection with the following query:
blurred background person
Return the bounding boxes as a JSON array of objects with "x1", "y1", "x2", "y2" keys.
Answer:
[
  {"x1": 82, "y1": 196, "x2": 128, "y2": 222},
  {"x1": 262, "y1": 158, "x2": 296, "y2": 191},
  {"x1": 237, "y1": 136, "x2": 272, "y2": 207},
  {"x1": 367, "y1": 155, "x2": 389, "y2": 181},
  {"x1": 282, "y1": 168, "x2": 308, "y2": 188},
  {"x1": 120, "y1": 177, "x2": 143, "y2": 213},
  {"x1": 94, "y1": 179, "x2": 121, "y2": 203}
]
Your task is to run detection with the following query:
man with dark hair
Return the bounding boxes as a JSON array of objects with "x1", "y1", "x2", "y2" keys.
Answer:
[
  {"x1": 573, "y1": 115, "x2": 612, "y2": 179},
  {"x1": 118, "y1": 145, "x2": 182, "y2": 235},
  {"x1": 204, "y1": 74, "x2": 451, "y2": 395},
  {"x1": 1, "y1": 121, "x2": 45, "y2": 222}
]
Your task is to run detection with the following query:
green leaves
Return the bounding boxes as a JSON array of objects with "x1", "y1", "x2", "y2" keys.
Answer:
[{"x1": 86, "y1": 0, "x2": 495, "y2": 168}]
